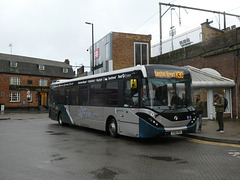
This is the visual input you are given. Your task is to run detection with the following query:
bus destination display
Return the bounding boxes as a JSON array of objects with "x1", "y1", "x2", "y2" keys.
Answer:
[{"x1": 154, "y1": 69, "x2": 184, "y2": 79}]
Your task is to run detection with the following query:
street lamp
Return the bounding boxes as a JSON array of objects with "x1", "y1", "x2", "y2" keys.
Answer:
[{"x1": 85, "y1": 22, "x2": 94, "y2": 75}]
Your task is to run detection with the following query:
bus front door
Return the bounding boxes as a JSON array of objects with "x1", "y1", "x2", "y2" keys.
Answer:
[{"x1": 116, "y1": 108, "x2": 139, "y2": 137}]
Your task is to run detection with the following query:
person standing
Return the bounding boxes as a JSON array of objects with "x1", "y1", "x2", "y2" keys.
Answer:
[
  {"x1": 195, "y1": 94, "x2": 204, "y2": 130},
  {"x1": 213, "y1": 93, "x2": 225, "y2": 133}
]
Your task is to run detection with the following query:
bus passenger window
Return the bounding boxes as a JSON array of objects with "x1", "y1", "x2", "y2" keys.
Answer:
[
  {"x1": 79, "y1": 85, "x2": 89, "y2": 106},
  {"x1": 90, "y1": 83, "x2": 105, "y2": 106},
  {"x1": 106, "y1": 81, "x2": 118, "y2": 107},
  {"x1": 70, "y1": 86, "x2": 79, "y2": 105},
  {"x1": 59, "y1": 88, "x2": 65, "y2": 104},
  {"x1": 123, "y1": 80, "x2": 132, "y2": 107}
]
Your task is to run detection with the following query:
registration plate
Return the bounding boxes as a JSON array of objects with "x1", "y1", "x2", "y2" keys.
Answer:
[{"x1": 170, "y1": 130, "x2": 182, "y2": 135}]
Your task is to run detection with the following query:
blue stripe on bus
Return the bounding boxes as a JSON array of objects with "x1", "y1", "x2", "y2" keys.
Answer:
[
  {"x1": 58, "y1": 105, "x2": 73, "y2": 124},
  {"x1": 187, "y1": 120, "x2": 197, "y2": 133},
  {"x1": 139, "y1": 118, "x2": 165, "y2": 138}
]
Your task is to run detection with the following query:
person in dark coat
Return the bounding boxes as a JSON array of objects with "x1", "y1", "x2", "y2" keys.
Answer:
[{"x1": 213, "y1": 93, "x2": 225, "y2": 133}]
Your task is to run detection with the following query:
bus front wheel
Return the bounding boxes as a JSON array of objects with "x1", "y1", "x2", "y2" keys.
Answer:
[{"x1": 107, "y1": 118, "x2": 118, "y2": 138}]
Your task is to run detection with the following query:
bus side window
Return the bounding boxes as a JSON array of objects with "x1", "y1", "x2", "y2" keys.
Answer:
[
  {"x1": 106, "y1": 81, "x2": 119, "y2": 107},
  {"x1": 52, "y1": 88, "x2": 59, "y2": 104},
  {"x1": 70, "y1": 85, "x2": 79, "y2": 105},
  {"x1": 90, "y1": 83, "x2": 105, "y2": 106},
  {"x1": 79, "y1": 85, "x2": 89, "y2": 106},
  {"x1": 65, "y1": 88, "x2": 70, "y2": 105},
  {"x1": 59, "y1": 88, "x2": 65, "y2": 104},
  {"x1": 123, "y1": 79, "x2": 132, "y2": 107}
]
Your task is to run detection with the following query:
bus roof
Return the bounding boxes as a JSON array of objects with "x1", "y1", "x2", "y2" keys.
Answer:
[
  {"x1": 51, "y1": 64, "x2": 190, "y2": 85},
  {"x1": 52, "y1": 65, "x2": 148, "y2": 85}
]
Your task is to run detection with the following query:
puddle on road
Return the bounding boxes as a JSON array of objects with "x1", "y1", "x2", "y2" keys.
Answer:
[
  {"x1": 141, "y1": 154, "x2": 187, "y2": 163},
  {"x1": 50, "y1": 157, "x2": 67, "y2": 161},
  {"x1": 149, "y1": 156, "x2": 181, "y2": 161},
  {"x1": 50, "y1": 132, "x2": 69, "y2": 135},
  {"x1": 50, "y1": 157, "x2": 67, "y2": 162},
  {"x1": 45, "y1": 130, "x2": 69, "y2": 135},
  {"x1": 91, "y1": 167, "x2": 117, "y2": 180},
  {"x1": 50, "y1": 154, "x2": 67, "y2": 162}
]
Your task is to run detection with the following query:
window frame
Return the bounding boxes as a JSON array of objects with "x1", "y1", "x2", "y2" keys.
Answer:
[
  {"x1": 10, "y1": 77, "x2": 20, "y2": 85},
  {"x1": 39, "y1": 79, "x2": 48, "y2": 86},
  {"x1": 63, "y1": 68, "x2": 69, "y2": 73},
  {"x1": 28, "y1": 80, "x2": 33, "y2": 85},
  {"x1": 134, "y1": 42, "x2": 149, "y2": 66},
  {"x1": 10, "y1": 61, "x2": 17, "y2": 68},
  {"x1": 9, "y1": 92, "x2": 20, "y2": 102},
  {"x1": 39, "y1": 65, "x2": 45, "y2": 71}
]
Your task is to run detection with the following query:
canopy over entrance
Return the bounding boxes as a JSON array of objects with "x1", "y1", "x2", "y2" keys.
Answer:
[{"x1": 185, "y1": 66, "x2": 235, "y2": 88}]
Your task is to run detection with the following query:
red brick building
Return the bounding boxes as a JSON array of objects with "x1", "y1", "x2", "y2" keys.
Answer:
[
  {"x1": 152, "y1": 21, "x2": 240, "y2": 118},
  {"x1": 88, "y1": 32, "x2": 151, "y2": 75},
  {"x1": 0, "y1": 53, "x2": 75, "y2": 110}
]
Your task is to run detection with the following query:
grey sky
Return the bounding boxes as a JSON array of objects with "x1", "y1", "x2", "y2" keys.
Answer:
[{"x1": 0, "y1": 0, "x2": 239, "y2": 72}]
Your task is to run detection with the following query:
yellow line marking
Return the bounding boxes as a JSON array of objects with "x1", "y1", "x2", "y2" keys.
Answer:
[{"x1": 188, "y1": 139, "x2": 240, "y2": 148}]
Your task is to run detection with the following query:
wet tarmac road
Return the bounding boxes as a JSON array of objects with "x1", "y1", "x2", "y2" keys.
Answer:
[{"x1": 0, "y1": 112, "x2": 240, "y2": 180}]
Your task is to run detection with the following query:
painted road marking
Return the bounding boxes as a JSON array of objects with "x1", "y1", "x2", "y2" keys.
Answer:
[
  {"x1": 228, "y1": 150, "x2": 240, "y2": 158},
  {"x1": 188, "y1": 139, "x2": 240, "y2": 148}
]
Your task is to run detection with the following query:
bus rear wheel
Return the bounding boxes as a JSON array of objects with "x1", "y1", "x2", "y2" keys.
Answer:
[{"x1": 108, "y1": 118, "x2": 118, "y2": 138}]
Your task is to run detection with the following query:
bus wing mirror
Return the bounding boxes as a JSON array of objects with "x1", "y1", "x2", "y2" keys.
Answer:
[{"x1": 131, "y1": 79, "x2": 137, "y2": 89}]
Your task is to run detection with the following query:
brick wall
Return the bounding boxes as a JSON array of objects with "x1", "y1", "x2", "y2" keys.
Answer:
[
  {"x1": 112, "y1": 32, "x2": 151, "y2": 70},
  {"x1": 201, "y1": 22, "x2": 224, "y2": 42},
  {"x1": 0, "y1": 74, "x2": 57, "y2": 109}
]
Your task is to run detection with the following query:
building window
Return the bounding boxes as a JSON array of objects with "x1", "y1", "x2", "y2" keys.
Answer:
[
  {"x1": 105, "y1": 60, "x2": 113, "y2": 72},
  {"x1": 9, "y1": 92, "x2": 20, "y2": 102},
  {"x1": 63, "y1": 68, "x2": 68, "y2": 73},
  {"x1": 28, "y1": 80, "x2": 32, "y2": 85},
  {"x1": 105, "y1": 43, "x2": 110, "y2": 60},
  {"x1": 39, "y1": 65, "x2": 45, "y2": 70},
  {"x1": 10, "y1": 77, "x2": 20, "y2": 85},
  {"x1": 39, "y1": 79, "x2": 48, "y2": 86},
  {"x1": 105, "y1": 61, "x2": 109, "y2": 72},
  {"x1": 10, "y1": 61, "x2": 17, "y2": 68},
  {"x1": 134, "y1": 42, "x2": 149, "y2": 66}
]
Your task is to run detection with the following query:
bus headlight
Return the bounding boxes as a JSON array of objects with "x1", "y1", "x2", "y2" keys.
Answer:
[
  {"x1": 188, "y1": 115, "x2": 196, "y2": 125},
  {"x1": 136, "y1": 112, "x2": 163, "y2": 128}
]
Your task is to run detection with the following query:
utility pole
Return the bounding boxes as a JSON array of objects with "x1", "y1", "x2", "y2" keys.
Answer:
[
  {"x1": 85, "y1": 22, "x2": 95, "y2": 75},
  {"x1": 159, "y1": 3, "x2": 162, "y2": 55}
]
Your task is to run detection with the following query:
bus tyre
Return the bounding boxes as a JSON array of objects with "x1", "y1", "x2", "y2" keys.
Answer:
[
  {"x1": 108, "y1": 118, "x2": 118, "y2": 138},
  {"x1": 58, "y1": 113, "x2": 64, "y2": 126}
]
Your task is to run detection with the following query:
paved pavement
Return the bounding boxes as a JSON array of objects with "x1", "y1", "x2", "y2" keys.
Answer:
[
  {"x1": 1, "y1": 110, "x2": 240, "y2": 144},
  {"x1": 1, "y1": 111, "x2": 240, "y2": 180},
  {"x1": 188, "y1": 119, "x2": 240, "y2": 144}
]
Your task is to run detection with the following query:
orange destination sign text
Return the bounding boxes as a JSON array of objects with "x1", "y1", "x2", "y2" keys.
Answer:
[{"x1": 154, "y1": 70, "x2": 184, "y2": 79}]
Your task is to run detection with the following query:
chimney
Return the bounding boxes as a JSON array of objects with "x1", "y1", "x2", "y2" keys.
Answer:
[
  {"x1": 201, "y1": 19, "x2": 223, "y2": 42},
  {"x1": 64, "y1": 59, "x2": 70, "y2": 65}
]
